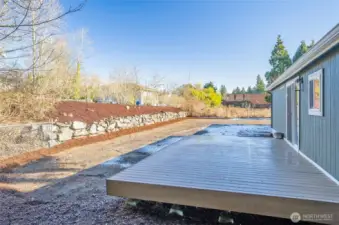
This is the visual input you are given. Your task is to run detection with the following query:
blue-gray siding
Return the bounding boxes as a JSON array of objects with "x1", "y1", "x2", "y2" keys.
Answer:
[
  {"x1": 272, "y1": 85, "x2": 286, "y2": 134},
  {"x1": 299, "y1": 46, "x2": 339, "y2": 180},
  {"x1": 271, "y1": 46, "x2": 339, "y2": 181}
]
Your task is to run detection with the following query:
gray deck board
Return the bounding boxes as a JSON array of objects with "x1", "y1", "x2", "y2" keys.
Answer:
[{"x1": 107, "y1": 135, "x2": 339, "y2": 223}]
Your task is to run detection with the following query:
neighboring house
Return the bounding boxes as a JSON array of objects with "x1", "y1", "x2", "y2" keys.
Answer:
[
  {"x1": 101, "y1": 82, "x2": 162, "y2": 106},
  {"x1": 222, "y1": 93, "x2": 270, "y2": 108},
  {"x1": 267, "y1": 23, "x2": 339, "y2": 182},
  {"x1": 139, "y1": 87, "x2": 160, "y2": 106}
]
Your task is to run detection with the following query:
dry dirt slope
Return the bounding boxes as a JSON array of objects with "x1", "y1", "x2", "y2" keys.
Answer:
[{"x1": 52, "y1": 101, "x2": 182, "y2": 123}]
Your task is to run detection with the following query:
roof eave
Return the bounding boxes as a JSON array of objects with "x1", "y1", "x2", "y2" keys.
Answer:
[{"x1": 266, "y1": 23, "x2": 339, "y2": 91}]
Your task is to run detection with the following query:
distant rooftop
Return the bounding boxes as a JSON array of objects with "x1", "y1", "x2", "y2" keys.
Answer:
[{"x1": 224, "y1": 94, "x2": 269, "y2": 105}]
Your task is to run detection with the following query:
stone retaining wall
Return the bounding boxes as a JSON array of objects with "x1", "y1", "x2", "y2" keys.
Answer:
[{"x1": 25, "y1": 111, "x2": 188, "y2": 148}]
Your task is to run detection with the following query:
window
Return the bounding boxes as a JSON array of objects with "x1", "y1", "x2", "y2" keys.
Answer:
[{"x1": 308, "y1": 69, "x2": 323, "y2": 116}]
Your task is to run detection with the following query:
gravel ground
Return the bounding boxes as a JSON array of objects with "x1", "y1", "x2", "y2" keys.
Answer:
[
  {"x1": 0, "y1": 118, "x2": 186, "y2": 171},
  {"x1": 0, "y1": 165, "x2": 317, "y2": 225},
  {"x1": 1, "y1": 119, "x2": 320, "y2": 225},
  {"x1": 1, "y1": 174, "x2": 203, "y2": 225}
]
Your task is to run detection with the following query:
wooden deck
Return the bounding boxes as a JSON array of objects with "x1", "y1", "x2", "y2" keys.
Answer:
[{"x1": 107, "y1": 132, "x2": 339, "y2": 224}]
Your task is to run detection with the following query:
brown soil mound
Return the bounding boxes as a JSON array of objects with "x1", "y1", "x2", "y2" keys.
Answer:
[
  {"x1": 0, "y1": 118, "x2": 186, "y2": 172},
  {"x1": 53, "y1": 101, "x2": 181, "y2": 124}
]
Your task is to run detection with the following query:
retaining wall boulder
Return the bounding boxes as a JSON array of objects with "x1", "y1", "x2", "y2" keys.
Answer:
[
  {"x1": 22, "y1": 111, "x2": 188, "y2": 148},
  {"x1": 71, "y1": 121, "x2": 87, "y2": 130},
  {"x1": 57, "y1": 127, "x2": 73, "y2": 142}
]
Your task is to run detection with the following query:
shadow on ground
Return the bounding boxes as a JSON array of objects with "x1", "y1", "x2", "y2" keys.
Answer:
[{"x1": 0, "y1": 125, "x2": 322, "y2": 225}]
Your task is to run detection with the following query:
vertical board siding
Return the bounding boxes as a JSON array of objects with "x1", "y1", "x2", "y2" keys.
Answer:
[
  {"x1": 272, "y1": 85, "x2": 286, "y2": 134},
  {"x1": 335, "y1": 52, "x2": 339, "y2": 180},
  {"x1": 299, "y1": 47, "x2": 339, "y2": 180}
]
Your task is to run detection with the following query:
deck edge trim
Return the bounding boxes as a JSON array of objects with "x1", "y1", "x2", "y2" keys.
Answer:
[
  {"x1": 106, "y1": 179, "x2": 339, "y2": 224},
  {"x1": 284, "y1": 138, "x2": 339, "y2": 186}
]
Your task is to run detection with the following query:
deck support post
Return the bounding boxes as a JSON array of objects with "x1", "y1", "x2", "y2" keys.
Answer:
[
  {"x1": 169, "y1": 204, "x2": 184, "y2": 217},
  {"x1": 125, "y1": 199, "x2": 140, "y2": 207},
  {"x1": 218, "y1": 211, "x2": 234, "y2": 224}
]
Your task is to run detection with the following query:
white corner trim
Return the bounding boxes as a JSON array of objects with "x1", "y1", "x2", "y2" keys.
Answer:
[
  {"x1": 284, "y1": 138, "x2": 339, "y2": 186},
  {"x1": 267, "y1": 23, "x2": 339, "y2": 91},
  {"x1": 284, "y1": 138, "x2": 299, "y2": 153}
]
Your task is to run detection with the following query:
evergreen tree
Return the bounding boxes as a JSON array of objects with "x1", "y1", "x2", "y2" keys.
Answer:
[
  {"x1": 265, "y1": 93, "x2": 272, "y2": 103},
  {"x1": 247, "y1": 86, "x2": 253, "y2": 94},
  {"x1": 265, "y1": 35, "x2": 292, "y2": 84},
  {"x1": 292, "y1": 41, "x2": 308, "y2": 63},
  {"x1": 220, "y1": 85, "x2": 227, "y2": 97},
  {"x1": 240, "y1": 87, "x2": 246, "y2": 94},
  {"x1": 235, "y1": 87, "x2": 241, "y2": 94},
  {"x1": 255, "y1": 74, "x2": 265, "y2": 93},
  {"x1": 232, "y1": 87, "x2": 241, "y2": 94},
  {"x1": 204, "y1": 81, "x2": 217, "y2": 92},
  {"x1": 73, "y1": 62, "x2": 81, "y2": 99}
]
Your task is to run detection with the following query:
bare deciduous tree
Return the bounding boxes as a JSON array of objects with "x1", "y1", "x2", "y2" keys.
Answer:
[
  {"x1": 68, "y1": 28, "x2": 93, "y2": 99},
  {"x1": 146, "y1": 74, "x2": 165, "y2": 90},
  {"x1": 0, "y1": 0, "x2": 86, "y2": 82},
  {"x1": 0, "y1": 0, "x2": 86, "y2": 122},
  {"x1": 109, "y1": 67, "x2": 141, "y2": 104}
]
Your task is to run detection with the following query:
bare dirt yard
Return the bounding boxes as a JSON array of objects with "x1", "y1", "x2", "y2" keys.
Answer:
[
  {"x1": 1, "y1": 118, "x2": 300, "y2": 225},
  {"x1": 0, "y1": 101, "x2": 186, "y2": 169}
]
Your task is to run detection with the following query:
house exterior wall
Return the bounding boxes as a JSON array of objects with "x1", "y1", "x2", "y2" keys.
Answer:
[
  {"x1": 140, "y1": 91, "x2": 159, "y2": 106},
  {"x1": 271, "y1": 84, "x2": 286, "y2": 134},
  {"x1": 298, "y1": 46, "x2": 339, "y2": 180}
]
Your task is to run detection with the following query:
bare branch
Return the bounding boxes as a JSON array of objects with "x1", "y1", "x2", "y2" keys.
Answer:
[
  {"x1": 0, "y1": 0, "x2": 32, "y2": 41},
  {"x1": 0, "y1": 1, "x2": 87, "y2": 28},
  {"x1": 2, "y1": 33, "x2": 55, "y2": 54}
]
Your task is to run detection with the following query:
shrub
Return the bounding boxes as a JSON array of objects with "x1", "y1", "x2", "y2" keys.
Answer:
[
  {"x1": 190, "y1": 87, "x2": 222, "y2": 107},
  {"x1": 0, "y1": 58, "x2": 74, "y2": 123},
  {"x1": 158, "y1": 94, "x2": 186, "y2": 107}
]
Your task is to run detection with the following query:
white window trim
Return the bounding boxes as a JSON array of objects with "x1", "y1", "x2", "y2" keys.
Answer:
[{"x1": 308, "y1": 69, "x2": 323, "y2": 116}]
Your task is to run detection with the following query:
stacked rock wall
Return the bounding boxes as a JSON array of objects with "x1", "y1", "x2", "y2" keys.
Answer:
[{"x1": 29, "y1": 111, "x2": 188, "y2": 148}]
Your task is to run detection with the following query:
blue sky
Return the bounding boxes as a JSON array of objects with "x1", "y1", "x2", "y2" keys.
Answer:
[{"x1": 62, "y1": 0, "x2": 339, "y2": 91}]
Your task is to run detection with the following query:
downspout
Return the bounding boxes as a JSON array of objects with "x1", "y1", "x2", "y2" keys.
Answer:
[
  {"x1": 270, "y1": 91, "x2": 273, "y2": 128},
  {"x1": 298, "y1": 75, "x2": 302, "y2": 149},
  {"x1": 295, "y1": 75, "x2": 303, "y2": 150}
]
